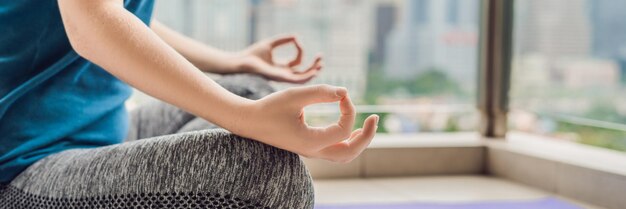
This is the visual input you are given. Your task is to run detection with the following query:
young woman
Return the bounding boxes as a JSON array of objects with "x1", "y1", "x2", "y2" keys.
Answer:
[{"x1": 0, "y1": 0, "x2": 379, "y2": 208}]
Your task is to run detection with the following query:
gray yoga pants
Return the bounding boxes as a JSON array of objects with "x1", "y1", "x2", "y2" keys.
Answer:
[{"x1": 0, "y1": 74, "x2": 315, "y2": 209}]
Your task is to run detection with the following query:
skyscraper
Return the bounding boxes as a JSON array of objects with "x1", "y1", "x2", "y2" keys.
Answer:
[
  {"x1": 588, "y1": 0, "x2": 626, "y2": 82},
  {"x1": 372, "y1": 3, "x2": 398, "y2": 65}
]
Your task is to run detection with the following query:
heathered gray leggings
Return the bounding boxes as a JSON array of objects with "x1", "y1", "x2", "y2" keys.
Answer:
[{"x1": 0, "y1": 74, "x2": 315, "y2": 209}]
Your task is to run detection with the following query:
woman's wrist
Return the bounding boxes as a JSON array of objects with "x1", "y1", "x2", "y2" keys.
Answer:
[
  {"x1": 221, "y1": 97, "x2": 260, "y2": 138},
  {"x1": 208, "y1": 51, "x2": 249, "y2": 74},
  {"x1": 229, "y1": 49, "x2": 257, "y2": 74}
]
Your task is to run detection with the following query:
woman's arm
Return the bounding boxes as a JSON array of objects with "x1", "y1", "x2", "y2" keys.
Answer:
[
  {"x1": 152, "y1": 20, "x2": 322, "y2": 83},
  {"x1": 150, "y1": 21, "x2": 242, "y2": 74},
  {"x1": 58, "y1": 0, "x2": 249, "y2": 133},
  {"x1": 58, "y1": 0, "x2": 378, "y2": 163}
]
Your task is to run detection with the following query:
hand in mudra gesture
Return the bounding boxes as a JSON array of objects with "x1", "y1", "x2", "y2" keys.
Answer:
[
  {"x1": 239, "y1": 35, "x2": 322, "y2": 84},
  {"x1": 238, "y1": 85, "x2": 379, "y2": 163},
  {"x1": 233, "y1": 35, "x2": 378, "y2": 163}
]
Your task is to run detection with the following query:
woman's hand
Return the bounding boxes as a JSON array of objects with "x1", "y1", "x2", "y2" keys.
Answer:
[
  {"x1": 237, "y1": 85, "x2": 379, "y2": 163},
  {"x1": 238, "y1": 35, "x2": 322, "y2": 84}
]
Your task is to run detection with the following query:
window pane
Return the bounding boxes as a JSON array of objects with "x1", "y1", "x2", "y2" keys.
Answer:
[
  {"x1": 510, "y1": 0, "x2": 626, "y2": 151},
  {"x1": 150, "y1": 0, "x2": 480, "y2": 134}
]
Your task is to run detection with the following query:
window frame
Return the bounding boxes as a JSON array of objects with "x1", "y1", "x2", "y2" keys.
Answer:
[{"x1": 477, "y1": 0, "x2": 514, "y2": 138}]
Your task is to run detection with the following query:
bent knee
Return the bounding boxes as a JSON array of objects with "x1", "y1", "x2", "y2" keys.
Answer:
[
  {"x1": 161, "y1": 129, "x2": 315, "y2": 208},
  {"x1": 8, "y1": 129, "x2": 314, "y2": 208}
]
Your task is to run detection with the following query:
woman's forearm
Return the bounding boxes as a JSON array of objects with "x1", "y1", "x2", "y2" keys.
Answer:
[
  {"x1": 150, "y1": 20, "x2": 244, "y2": 74},
  {"x1": 58, "y1": 0, "x2": 251, "y2": 133}
]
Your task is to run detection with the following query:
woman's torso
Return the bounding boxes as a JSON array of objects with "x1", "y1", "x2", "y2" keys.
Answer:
[{"x1": 0, "y1": 0, "x2": 155, "y2": 183}]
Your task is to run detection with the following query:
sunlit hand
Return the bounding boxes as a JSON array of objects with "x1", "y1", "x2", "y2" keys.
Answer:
[
  {"x1": 238, "y1": 35, "x2": 322, "y2": 84},
  {"x1": 240, "y1": 85, "x2": 379, "y2": 163}
]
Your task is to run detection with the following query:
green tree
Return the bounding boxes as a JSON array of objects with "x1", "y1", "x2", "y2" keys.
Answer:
[
  {"x1": 364, "y1": 67, "x2": 464, "y2": 104},
  {"x1": 406, "y1": 69, "x2": 461, "y2": 96},
  {"x1": 354, "y1": 112, "x2": 389, "y2": 133},
  {"x1": 585, "y1": 100, "x2": 626, "y2": 124}
]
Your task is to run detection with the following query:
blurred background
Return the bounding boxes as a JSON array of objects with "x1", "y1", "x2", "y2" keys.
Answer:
[
  {"x1": 131, "y1": 1, "x2": 626, "y2": 208},
  {"x1": 130, "y1": 0, "x2": 626, "y2": 153}
]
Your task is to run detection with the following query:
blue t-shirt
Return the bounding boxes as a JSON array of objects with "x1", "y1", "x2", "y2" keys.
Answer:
[{"x1": 0, "y1": 0, "x2": 154, "y2": 183}]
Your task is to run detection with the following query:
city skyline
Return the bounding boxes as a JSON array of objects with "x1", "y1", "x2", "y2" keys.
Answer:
[
  {"x1": 153, "y1": 0, "x2": 484, "y2": 102},
  {"x1": 149, "y1": 0, "x2": 626, "y2": 133},
  {"x1": 127, "y1": 0, "x2": 626, "y2": 151}
]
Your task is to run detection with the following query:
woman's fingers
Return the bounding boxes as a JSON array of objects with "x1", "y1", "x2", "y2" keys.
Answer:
[
  {"x1": 303, "y1": 88, "x2": 356, "y2": 146},
  {"x1": 251, "y1": 54, "x2": 321, "y2": 84},
  {"x1": 248, "y1": 56, "x2": 318, "y2": 83},
  {"x1": 289, "y1": 84, "x2": 347, "y2": 105},
  {"x1": 272, "y1": 84, "x2": 378, "y2": 161},
  {"x1": 346, "y1": 114, "x2": 378, "y2": 150},
  {"x1": 319, "y1": 93, "x2": 356, "y2": 141},
  {"x1": 316, "y1": 114, "x2": 379, "y2": 163},
  {"x1": 254, "y1": 35, "x2": 321, "y2": 83},
  {"x1": 349, "y1": 128, "x2": 363, "y2": 140},
  {"x1": 337, "y1": 93, "x2": 356, "y2": 131},
  {"x1": 282, "y1": 84, "x2": 353, "y2": 145},
  {"x1": 279, "y1": 55, "x2": 322, "y2": 83},
  {"x1": 295, "y1": 55, "x2": 322, "y2": 74},
  {"x1": 270, "y1": 35, "x2": 297, "y2": 47},
  {"x1": 269, "y1": 35, "x2": 303, "y2": 68},
  {"x1": 287, "y1": 70, "x2": 318, "y2": 84},
  {"x1": 273, "y1": 56, "x2": 322, "y2": 83},
  {"x1": 288, "y1": 38, "x2": 303, "y2": 67}
]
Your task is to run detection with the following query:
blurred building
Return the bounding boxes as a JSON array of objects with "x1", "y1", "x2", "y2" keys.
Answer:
[
  {"x1": 511, "y1": 0, "x2": 598, "y2": 115},
  {"x1": 515, "y1": 0, "x2": 591, "y2": 59},
  {"x1": 511, "y1": 55, "x2": 552, "y2": 93},
  {"x1": 555, "y1": 59, "x2": 620, "y2": 89},
  {"x1": 589, "y1": 0, "x2": 626, "y2": 83},
  {"x1": 191, "y1": 0, "x2": 250, "y2": 51},
  {"x1": 154, "y1": 0, "x2": 251, "y2": 51},
  {"x1": 385, "y1": 0, "x2": 479, "y2": 89},
  {"x1": 153, "y1": 0, "x2": 194, "y2": 34},
  {"x1": 372, "y1": 2, "x2": 398, "y2": 65},
  {"x1": 589, "y1": 0, "x2": 626, "y2": 58}
]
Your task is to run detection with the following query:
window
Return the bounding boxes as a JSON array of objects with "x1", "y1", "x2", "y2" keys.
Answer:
[
  {"x1": 145, "y1": 0, "x2": 480, "y2": 134},
  {"x1": 510, "y1": 0, "x2": 626, "y2": 151}
]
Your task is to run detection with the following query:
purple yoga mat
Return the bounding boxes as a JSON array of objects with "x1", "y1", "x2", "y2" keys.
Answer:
[{"x1": 315, "y1": 198, "x2": 582, "y2": 209}]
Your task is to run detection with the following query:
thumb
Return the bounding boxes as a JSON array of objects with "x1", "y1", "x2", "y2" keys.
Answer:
[{"x1": 287, "y1": 84, "x2": 348, "y2": 106}]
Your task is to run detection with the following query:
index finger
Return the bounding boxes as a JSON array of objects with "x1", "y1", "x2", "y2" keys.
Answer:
[
  {"x1": 317, "y1": 114, "x2": 379, "y2": 163},
  {"x1": 308, "y1": 92, "x2": 356, "y2": 146},
  {"x1": 337, "y1": 93, "x2": 356, "y2": 131},
  {"x1": 270, "y1": 35, "x2": 303, "y2": 67},
  {"x1": 270, "y1": 35, "x2": 297, "y2": 48},
  {"x1": 290, "y1": 84, "x2": 346, "y2": 106},
  {"x1": 287, "y1": 38, "x2": 303, "y2": 67}
]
